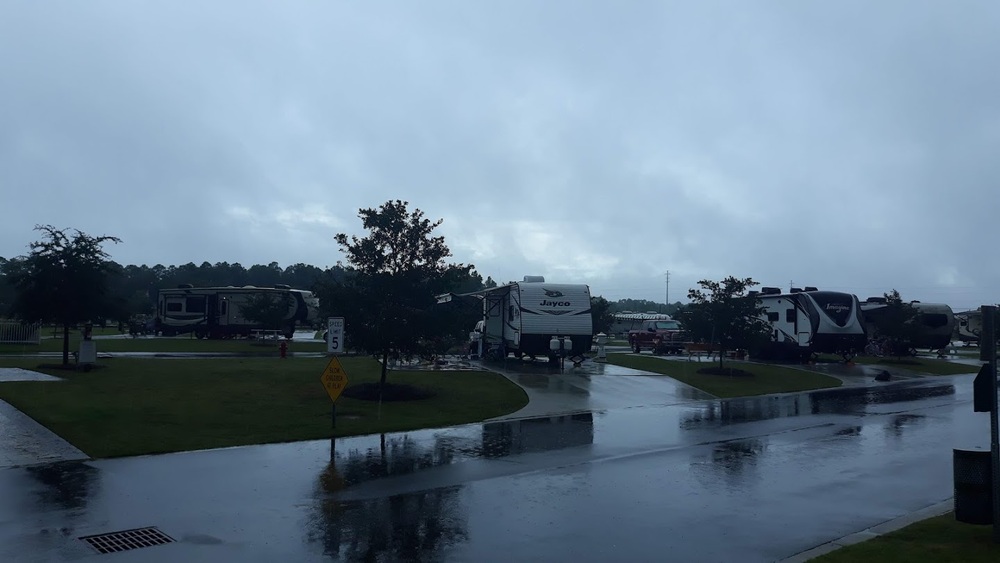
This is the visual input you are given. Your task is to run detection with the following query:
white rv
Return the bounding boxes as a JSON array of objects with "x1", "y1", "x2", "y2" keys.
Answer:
[
  {"x1": 755, "y1": 287, "x2": 867, "y2": 360},
  {"x1": 155, "y1": 284, "x2": 319, "y2": 339},
  {"x1": 442, "y1": 277, "x2": 593, "y2": 361}
]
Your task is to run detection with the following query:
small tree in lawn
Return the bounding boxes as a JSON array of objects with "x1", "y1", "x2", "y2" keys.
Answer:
[
  {"x1": 5, "y1": 226, "x2": 121, "y2": 366},
  {"x1": 240, "y1": 292, "x2": 294, "y2": 338},
  {"x1": 685, "y1": 276, "x2": 769, "y2": 371},
  {"x1": 332, "y1": 200, "x2": 476, "y2": 400},
  {"x1": 871, "y1": 289, "x2": 920, "y2": 358},
  {"x1": 590, "y1": 296, "x2": 614, "y2": 336}
]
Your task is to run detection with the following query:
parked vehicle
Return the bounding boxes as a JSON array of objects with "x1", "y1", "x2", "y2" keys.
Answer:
[
  {"x1": 440, "y1": 276, "x2": 593, "y2": 361},
  {"x1": 627, "y1": 319, "x2": 686, "y2": 354},
  {"x1": 860, "y1": 298, "x2": 956, "y2": 353},
  {"x1": 155, "y1": 284, "x2": 319, "y2": 339},
  {"x1": 609, "y1": 312, "x2": 674, "y2": 337},
  {"x1": 754, "y1": 287, "x2": 867, "y2": 360}
]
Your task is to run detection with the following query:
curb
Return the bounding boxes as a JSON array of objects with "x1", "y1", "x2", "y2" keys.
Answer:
[{"x1": 779, "y1": 498, "x2": 954, "y2": 562}]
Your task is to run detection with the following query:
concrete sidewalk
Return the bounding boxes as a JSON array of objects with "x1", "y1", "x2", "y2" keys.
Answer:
[{"x1": 0, "y1": 368, "x2": 88, "y2": 468}]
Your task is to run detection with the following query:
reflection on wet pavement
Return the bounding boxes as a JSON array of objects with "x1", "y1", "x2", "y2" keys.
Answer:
[{"x1": 0, "y1": 373, "x2": 985, "y2": 562}]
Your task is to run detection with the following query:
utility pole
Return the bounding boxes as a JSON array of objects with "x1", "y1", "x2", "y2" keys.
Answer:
[{"x1": 664, "y1": 271, "x2": 670, "y2": 312}]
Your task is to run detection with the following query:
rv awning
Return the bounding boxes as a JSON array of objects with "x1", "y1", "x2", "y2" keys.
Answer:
[{"x1": 435, "y1": 285, "x2": 514, "y2": 304}]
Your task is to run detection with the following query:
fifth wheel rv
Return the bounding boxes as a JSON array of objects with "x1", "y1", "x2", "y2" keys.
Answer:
[
  {"x1": 754, "y1": 287, "x2": 867, "y2": 360},
  {"x1": 155, "y1": 285, "x2": 319, "y2": 339}
]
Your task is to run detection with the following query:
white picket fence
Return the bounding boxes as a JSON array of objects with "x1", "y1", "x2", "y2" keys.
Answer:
[{"x1": 0, "y1": 320, "x2": 42, "y2": 344}]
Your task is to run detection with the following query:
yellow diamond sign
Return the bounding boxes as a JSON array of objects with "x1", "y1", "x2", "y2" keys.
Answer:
[{"x1": 320, "y1": 356, "x2": 349, "y2": 402}]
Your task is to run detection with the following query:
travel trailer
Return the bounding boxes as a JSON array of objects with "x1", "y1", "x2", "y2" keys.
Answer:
[
  {"x1": 754, "y1": 287, "x2": 867, "y2": 360},
  {"x1": 860, "y1": 298, "x2": 956, "y2": 351},
  {"x1": 155, "y1": 285, "x2": 319, "y2": 339},
  {"x1": 609, "y1": 312, "x2": 674, "y2": 336},
  {"x1": 440, "y1": 277, "x2": 593, "y2": 361}
]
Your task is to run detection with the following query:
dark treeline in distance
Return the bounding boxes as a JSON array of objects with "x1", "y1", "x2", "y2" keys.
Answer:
[{"x1": 0, "y1": 258, "x2": 493, "y2": 328}]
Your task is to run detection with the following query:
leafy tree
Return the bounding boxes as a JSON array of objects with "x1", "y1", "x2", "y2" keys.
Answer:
[
  {"x1": 684, "y1": 276, "x2": 769, "y2": 370},
  {"x1": 591, "y1": 296, "x2": 614, "y2": 335},
  {"x1": 870, "y1": 289, "x2": 921, "y2": 357},
  {"x1": 239, "y1": 292, "x2": 294, "y2": 336},
  {"x1": 329, "y1": 200, "x2": 477, "y2": 398},
  {"x1": 6, "y1": 226, "x2": 121, "y2": 366}
]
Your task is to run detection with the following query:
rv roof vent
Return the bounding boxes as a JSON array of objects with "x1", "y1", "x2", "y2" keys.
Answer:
[
  {"x1": 761, "y1": 287, "x2": 781, "y2": 295},
  {"x1": 803, "y1": 286, "x2": 818, "y2": 292},
  {"x1": 274, "y1": 284, "x2": 291, "y2": 289},
  {"x1": 243, "y1": 285, "x2": 256, "y2": 289},
  {"x1": 748, "y1": 290, "x2": 759, "y2": 297},
  {"x1": 177, "y1": 284, "x2": 193, "y2": 289},
  {"x1": 522, "y1": 276, "x2": 545, "y2": 283},
  {"x1": 790, "y1": 287, "x2": 803, "y2": 293}
]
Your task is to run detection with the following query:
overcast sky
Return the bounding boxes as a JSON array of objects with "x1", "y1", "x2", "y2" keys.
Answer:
[{"x1": 2, "y1": 1, "x2": 999, "y2": 309}]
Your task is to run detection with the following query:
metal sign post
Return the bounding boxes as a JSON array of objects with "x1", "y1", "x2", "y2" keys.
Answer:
[
  {"x1": 981, "y1": 305, "x2": 1000, "y2": 541},
  {"x1": 320, "y1": 356, "x2": 350, "y2": 431}
]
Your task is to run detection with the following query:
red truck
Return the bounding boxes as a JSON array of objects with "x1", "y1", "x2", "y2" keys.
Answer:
[{"x1": 628, "y1": 319, "x2": 686, "y2": 355}]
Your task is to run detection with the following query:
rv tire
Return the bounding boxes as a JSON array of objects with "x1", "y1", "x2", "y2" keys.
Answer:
[{"x1": 632, "y1": 341, "x2": 641, "y2": 354}]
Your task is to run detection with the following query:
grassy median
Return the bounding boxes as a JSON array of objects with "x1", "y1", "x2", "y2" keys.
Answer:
[
  {"x1": 0, "y1": 357, "x2": 527, "y2": 458},
  {"x1": 813, "y1": 512, "x2": 1000, "y2": 562},
  {"x1": 607, "y1": 353, "x2": 841, "y2": 398}
]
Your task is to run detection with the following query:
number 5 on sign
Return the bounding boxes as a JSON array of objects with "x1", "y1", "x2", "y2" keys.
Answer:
[{"x1": 327, "y1": 317, "x2": 344, "y2": 354}]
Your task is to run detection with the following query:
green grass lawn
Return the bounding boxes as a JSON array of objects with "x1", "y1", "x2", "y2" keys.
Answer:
[
  {"x1": 0, "y1": 336, "x2": 327, "y2": 355},
  {"x1": 813, "y1": 512, "x2": 1000, "y2": 562},
  {"x1": 606, "y1": 353, "x2": 841, "y2": 398},
  {"x1": 0, "y1": 356, "x2": 528, "y2": 458}
]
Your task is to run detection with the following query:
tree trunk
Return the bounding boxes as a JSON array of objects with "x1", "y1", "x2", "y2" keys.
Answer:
[
  {"x1": 62, "y1": 323, "x2": 70, "y2": 366},
  {"x1": 718, "y1": 348, "x2": 725, "y2": 371}
]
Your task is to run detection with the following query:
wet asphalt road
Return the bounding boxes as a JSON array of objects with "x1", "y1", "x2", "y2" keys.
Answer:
[{"x1": 0, "y1": 368, "x2": 987, "y2": 562}]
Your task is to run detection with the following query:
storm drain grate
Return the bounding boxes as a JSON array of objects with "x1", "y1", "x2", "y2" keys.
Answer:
[{"x1": 79, "y1": 527, "x2": 175, "y2": 554}]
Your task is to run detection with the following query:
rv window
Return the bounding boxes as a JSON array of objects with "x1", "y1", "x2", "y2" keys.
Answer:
[
  {"x1": 186, "y1": 297, "x2": 206, "y2": 313},
  {"x1": 166, "y1": 302, "x2": 182, "y2": 312},
  {"x1": 767, "y1": 312, "x2": 779, "y2": 322},
  {"x1": 221, "y1": 301, "x2": 228, "y2": 315},
  {"x1": 785, "y1": 309, "x2": 795, "y2": 323}
]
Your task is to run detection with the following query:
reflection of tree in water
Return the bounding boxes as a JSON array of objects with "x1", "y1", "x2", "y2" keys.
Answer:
[
  {"x1": 885, "y1": 414, "x2": 925, "y2": 438},
  {"x1": 335, "y1": 433, "x2": 459, "y2": 488},
  {"x1": 682, "y1": 383, "x2": 956, "y2": 431},
  {"x1": 482, "y1": 413, "x2": 594, "y2": 458},
  {"x1": 681, "y1": 396, "x2": 808, "y2": 430},
  {"x1": 808, "y1": 384, "x2": 955, "y2": 416},
  {"x1": 25, "y1": 461, "x2": 98, "y2": 511},
  {"x1": 311, "y1": 486, "x2": 467, "y2": 561},
  {"x1": 307, "y1": 435, "x2": 468, "y2": 561},
  {"x1": 711, "y1": 439, "x2": 766, "y2": 478}
]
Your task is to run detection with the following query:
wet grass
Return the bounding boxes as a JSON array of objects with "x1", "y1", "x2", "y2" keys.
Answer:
[
  {"x1": 0, "y1": 336, "x2": 327, "y2": 355},
  {"x1": 812, "y1": 512, "x2": 1000, "y2": 562},
  {"x1": 0, "y1": 356, "x2": 528, "y2": 458},
  {"x1": 606, "y1": 353, "x2": 841, "y2": 398}
]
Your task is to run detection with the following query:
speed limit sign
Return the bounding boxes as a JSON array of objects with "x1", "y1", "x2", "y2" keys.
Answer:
[{"x1": 327, "y1": 317, "x2": 345, "y2": 354}]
